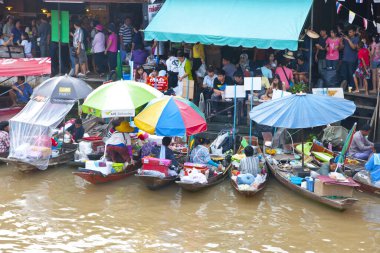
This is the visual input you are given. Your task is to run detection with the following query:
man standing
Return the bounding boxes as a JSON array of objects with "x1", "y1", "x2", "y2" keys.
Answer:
[
  {"x1": 349, "y1": 124, "x2": 374, "y2": 160},
  {"x1": 11, "y1": 20, "x2": 23, "y2": 44},
  {"x1": 340, "y1": 26, "x2": 359, "y2": 90},
  {"x1": 119, "y1": 17, "x2": 133, "y2": 53},
  {"x1": 38, "y1": 16, "x2": 51, "y2": 57},
  {"x1": 73, "y1": 21, "x2": 87, "y2": 78},
  {"x1": 315, "y1": 28, "x2": 327, "y2": 75}
]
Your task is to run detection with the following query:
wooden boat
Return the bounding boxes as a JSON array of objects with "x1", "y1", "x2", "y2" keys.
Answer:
[
  {"x1": 135, "y1": 174, "x2": 178, "y2": 190},
  {"x1": 73, "y1": 163, "x2": 140, "y2": 184},
  {"x1": 266, "y1": 154, "x2": 358, "y2": 211},
  {"x1": 176, "y1": 169, "x2": 230, "y2": 192},
  {"x1": 230, "y1": 136, "x2": 268, "y2": 197},
  {"x1": 0, "y1": 144, "x2": 77, "y2": 172},
  {"x1": 354, "y1": 180, "x2": 380, "y2": 196}
]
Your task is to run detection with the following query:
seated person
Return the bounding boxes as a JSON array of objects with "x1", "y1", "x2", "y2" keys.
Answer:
[
  {"x1": 151, "y1": 136, "x2": 178, "y2": 168},
  {"x1": 66, "y1": 118, "x2": 84, "y2": 143},
  {"x1": 365, "y1": 143, "x2": 380, "y2": 183},
  {"x1": 253, "y1": 69, "x2": 270, "y2": 98},
  {"x1": 202, "y1": 66, "x2": 217, "y2": 100},
  {"x1": 0, "y1": 121, "x2": 10, "y2": 156},
  {"x1": 238, "y1": 146, "x2": 260, "y2": 176},
  {"x1": 0, "y1": 32, "x2": 13, "y2": 46},
  {"x1": 211, "y1": 69, "x2": 233, "y2": 117},
  {"x1": 138, "y1": 133, "x2": 155, "y2": 159},
  {"x1": 348, "y1": 124, "x2": 374, "y2": 160},
  {"x1": 9, "y1": 76, "x2": 33, "y2": 107},
  {"x1": 261, "y1": 74, "x2": 284, "y2": 100},
  {"x1": 105, "y1": 121, "x2": 134, "y2": 163},
  {"x1": 317, "y1": 158, "x2": 340, "y2": 175},
  {"x1": 190, "y1": 137, "x2": 222, "y2": 170},
  {"x1": 294, "y1": 56, "x2": 309, "y2": 83}
]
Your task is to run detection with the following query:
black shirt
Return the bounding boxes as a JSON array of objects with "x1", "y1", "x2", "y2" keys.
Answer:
[
  {"x1": 317, "y1": 36, "x2": 327, "y2": 60},
  {"x1": 213, "y1": 76, "x2": 233, "y2": 91}
]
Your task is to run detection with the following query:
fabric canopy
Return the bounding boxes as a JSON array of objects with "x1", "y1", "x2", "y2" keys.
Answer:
[
  {"x1": 144, "y1": 0, "x2": 312, "y2": 50},
  {"x1": 0, "y1": 58, "x2": 51, "y2": 76}
]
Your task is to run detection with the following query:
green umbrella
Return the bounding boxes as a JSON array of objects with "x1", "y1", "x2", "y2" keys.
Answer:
[{"x1": 82, "y1": 80, "x2": 163, "y2": 118}]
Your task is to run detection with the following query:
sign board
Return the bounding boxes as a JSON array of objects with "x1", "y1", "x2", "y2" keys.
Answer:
[
  {"x1": 244, "y1": 77, "x2": 261, "y2": 91},
  {"x1": 225, "y1": 85, "x2": 246, "y2": 98},
  {"x1": 147, "y1": 76, "x2": 168, "y2": 91},
  {"x1": 312, "y1": 88, "x2": 344, "y2": 98},
  {"x1": 148, "y1": 3, "x2": 163, "y2": 22},
  {"x1": 51, "y1": 10, "x2": 69, "y2": 43},
  {"x1": 272, "y1": 89, "x2": 292, "y2": 100}
]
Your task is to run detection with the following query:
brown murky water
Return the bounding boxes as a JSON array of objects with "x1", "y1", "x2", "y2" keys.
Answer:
[{"x1": 0, "y1": 165, "x2": 379, "y2": 253}]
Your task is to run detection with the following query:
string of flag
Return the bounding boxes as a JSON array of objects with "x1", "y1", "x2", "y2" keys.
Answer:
[{"x1": 335, "y1": 0, "x2": 377, "y2": 30}]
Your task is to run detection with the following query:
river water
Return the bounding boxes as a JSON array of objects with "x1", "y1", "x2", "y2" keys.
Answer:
[{"x1": 0, "y1": 165, "x2": 379, "y2": 253}]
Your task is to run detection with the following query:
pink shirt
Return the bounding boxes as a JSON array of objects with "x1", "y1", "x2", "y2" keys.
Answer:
[
  {"x1": 326, "y1": 37, "x2": 340, "y2": 61},
  {"x1": 371, "y1": 42, "x2": 380, "y2": 62},
  {"x1": 275, "y1": 66, "x2": 293, "y2": 90},
  {"x1": 107, "y1": 33, "x2": 118, "y2": 53}
]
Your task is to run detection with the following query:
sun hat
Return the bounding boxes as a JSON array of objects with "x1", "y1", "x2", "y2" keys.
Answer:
[
  {"x1": 306, "y1": 29, "x2": 320, "y2": 39},
  {"x1": 115, "y1": 121, "x2": 134, "y2": 133},
  {"x1": 283, "y1": 51, "x2": 295, "y2": 60},
  {"x1": 95, "y1": 24, "x2": 103, "y2": 31}
]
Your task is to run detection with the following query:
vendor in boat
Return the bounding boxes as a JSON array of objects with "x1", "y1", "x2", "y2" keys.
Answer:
[
  {"x1": 138, "y1": 133, "x2": 155, "y2": 159},
  {"x1": 348, "y1": 124, "x2": 374, "y2": 160},
  {"x1": 239, "y1": 146, "x2": 260, "y2": 176},
  {"x1": 364, "y1": 143, "x2": 380, "y2": 182},
  {"x1": 9, "y1": 76, "x2": 33, "y2": 107},
  {"x1": 105, "y1": 121, "x2": 134, "y2": 164},
  {"x1": 0, "y1": 121, "x2": 10, "y2": 157},
  {"x1": 190, "y1": 137, "x2": 222, "y2": 170},
  {"x1": 151, "y1": 137, "x2": 179, "y2": 168},
  {"x1": 66, "y1": 118, "x2": 84, "y2": 143}
]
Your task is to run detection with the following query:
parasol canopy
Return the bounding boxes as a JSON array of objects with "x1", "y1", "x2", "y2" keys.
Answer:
[
  {"x1": 134, "y1": 96, "x2": 207, "y2": 136},
  {"x1": 82, "y1": 80, "x2": 163, "y2": 118},
  {"x1": 32, "y1": 75, "x2": 93, "y2": 103},
  {"x1": 250, "y1": 93, "x2": 356, "y2": 128}
]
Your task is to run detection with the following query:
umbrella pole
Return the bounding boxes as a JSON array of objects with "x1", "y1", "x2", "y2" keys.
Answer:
[
  {"x1": 308, "y1": 0, "x2": 314, "y2": 92},
  {"x1": 249, "y1": 78, "x2": 253, "y2": 145},
  {"x1": 302, "y1": 128, "x2": 304, "y2": 169},
  {"x1": 233, "y1": 83, "x2": 237, "y2": 153}
]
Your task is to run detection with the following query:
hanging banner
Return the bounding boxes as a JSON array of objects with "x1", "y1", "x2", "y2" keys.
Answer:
[
  {"x1": 348, "y1": 10, "x2": 356, "y2": 24},
  {"x1": 336, "y1": 2, "x2": 343, "y2": 14},
  {"x1": 0, "y1": 58, "x2": 51, "y2": 76},
  {"x1": 51, "y1": 10, "x2": 70, "y2": 43},
  {"x1": 148, "y1": 3, "x2": 163, "y2": 23}
]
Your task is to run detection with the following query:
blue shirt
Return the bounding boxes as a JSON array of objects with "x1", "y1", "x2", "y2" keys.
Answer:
[
  {"x1": 261, "y1": 66, "x2": 273, "y2": 79},
  {"x1": 365, "y1": 154, "x2": 380, "y2": 182},
  {"x1": 13, "y1": 82, "x2": 33, "y2": 103},
  {"x1": 343, "y1": 36, "x2": 359, "y2": 62},
  {"x1": 11, "y1": 27, "x2": 22, "y2": 44}
]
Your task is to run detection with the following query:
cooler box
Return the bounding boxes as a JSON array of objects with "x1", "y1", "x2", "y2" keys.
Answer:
[
  {"x1": 184, "y1": 162, "x2": 208, "y2": 175},
  {"x1": 82, "y1": 136, "x2": 105, "y2": 153},
  {"x1": 142, "y1": 157, "x2": 171, "y2": 176},
  {"x1": 314, "y1": 179, "x2": 354, "y2": 197}
]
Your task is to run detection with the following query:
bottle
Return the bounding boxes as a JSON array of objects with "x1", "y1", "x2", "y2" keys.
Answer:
[
  {"x1": 301, "y1": 181, "x2": 307, "y2": 189},
  {"x1": 328, "y1": 142, "x2": 332, "y2": 151}
]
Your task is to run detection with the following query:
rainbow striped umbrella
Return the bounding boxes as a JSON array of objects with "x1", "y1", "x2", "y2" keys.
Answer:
[
  {"x1": 336, "y1": 123, "x2": 357, "y2": 166},
  {"x1": 134, "y1": 96, "x2": 207, "y2": 136}
]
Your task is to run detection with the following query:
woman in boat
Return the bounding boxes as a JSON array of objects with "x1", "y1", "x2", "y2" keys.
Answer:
[
  {"x1": 105, "y1": 121, "x2": 134, "y2": 163},
  {"x1": 0, "y1": 121, "x2": 10, "y2": 157},
  {"x1": 238, "y1": 146, "x2": 259, "y2": 176},
  {"x1": 364, "y1": 143, "x2": 380, "y2": 185},
  {"x1": 151, "y1": 137, "x2": 178, "y2": 168},
  {"x1": 190, "y1": 137, "x2": 222, "y2": 170},
  {"x1": 66, "y1": 118, "x2": 84, "y2": 143}
]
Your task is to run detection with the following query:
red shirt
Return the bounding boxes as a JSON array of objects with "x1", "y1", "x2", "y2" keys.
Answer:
[{"x1": 358, "y1": 48, "x2": 370, "y2": 68}]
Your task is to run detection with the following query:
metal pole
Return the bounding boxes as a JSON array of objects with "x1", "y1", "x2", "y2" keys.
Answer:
[
  {"x1": 308, "y1": 0, "x2": 314, "y2": 91},
  {"x1": 58, "y1": 3, "x2": 62, "y2": 75},
  {"x1": 249, "y1": 78, "x2": 253, "y2": 145},
  {"x1": 233, "y1": 83, "x2": 237, "y2": 153}
]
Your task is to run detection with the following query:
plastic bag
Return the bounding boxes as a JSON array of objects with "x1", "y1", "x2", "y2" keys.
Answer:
[
  {"x1": 353, "y1": 170, "x2": 372, "y2": 185},
  {"x1": 198, "y1": 93, "x2": 205, "y2": 113},
  {"x1": 321, "y1": 125, "x2": 348, "y2": 149},
  {"x1": 195, "y1": 63, "x2": 206, "y2": 78}
]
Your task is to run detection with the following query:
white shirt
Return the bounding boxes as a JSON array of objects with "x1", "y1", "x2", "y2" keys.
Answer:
[
  {"x1": 203, "y1": 74, "x2": 217, "y2": 88},
  {"x1": 106, "y1": 132, "x2": 131, "y2": 146},
  {"x1": 21, "y1": 40, "x2": 32, "y2": 54},
  {"x1": 166, "y1": 56, "x2": 179, "y2": 73}
]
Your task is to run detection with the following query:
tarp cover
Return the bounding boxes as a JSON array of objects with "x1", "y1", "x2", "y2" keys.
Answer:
[
  {"x1": 144, "y1": 0, "x2": 312, "y2": 50},
  {"x1": 0, "y1": 58, "x2": 51, "y2": 77},
  {"x1": 8, "y1": 98, "x2": 74, "y2": 170}
]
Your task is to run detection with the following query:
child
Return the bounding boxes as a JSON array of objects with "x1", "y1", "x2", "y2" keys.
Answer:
[
  {"x1": 239, "y1": 146, "x2": 259, "y2": 176},
  {"x1": 135, "y1": 66, "x2": 147, "y2": 83},
  {"x1": 20, "y1": 32, "x2": 32, "y2": 58},
  {"x1": 354, "y1": 41, "x2": 370, "y2": 95}
]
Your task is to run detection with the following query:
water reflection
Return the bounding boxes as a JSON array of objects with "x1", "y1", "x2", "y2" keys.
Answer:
[{"x1": 0, "y1": 165, "x2": 379, "y2": 252}]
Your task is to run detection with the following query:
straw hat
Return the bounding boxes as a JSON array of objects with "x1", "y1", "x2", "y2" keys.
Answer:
[
  {"x1": 283, "y1": 51, "x2": 295, "y2": 60},
  {"x1": 115, "y1": 121, "x2": 134, "y2": 133},
  {"x1": 306, "y1": 29, "x2": 320, "y2": 39}
]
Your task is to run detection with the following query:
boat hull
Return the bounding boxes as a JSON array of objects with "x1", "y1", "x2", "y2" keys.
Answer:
[
  {"x1": 176, "y1": 170, "x2": 229, "y2": 192},
  {"x1": 73, "y1": 164, "x2": 138, "y2": 184},
  {"x1": 135, "y1": 174, "x2": 178, "y2": 190}
]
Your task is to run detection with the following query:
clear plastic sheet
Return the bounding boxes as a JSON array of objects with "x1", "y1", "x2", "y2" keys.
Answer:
[{"x1": 8, "y1": 98, "x2": 74, "y2": 170}]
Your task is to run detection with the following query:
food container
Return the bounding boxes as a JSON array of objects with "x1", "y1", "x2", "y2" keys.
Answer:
[{"x1": 142, "y1": 157, "x2": 171, "y2": 176}]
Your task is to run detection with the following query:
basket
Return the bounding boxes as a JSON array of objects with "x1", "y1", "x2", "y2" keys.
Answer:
[{"x1": 111, "y1": 163, "x2": 124, "y2": 173}]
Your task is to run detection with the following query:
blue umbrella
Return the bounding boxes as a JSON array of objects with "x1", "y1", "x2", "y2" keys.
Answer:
[
  {"x1": 250, "y1": 93, "x2": 356, "y2": 129},
  {"x1": 250, "y1": 93, "x2": 356, "y2": 167}
]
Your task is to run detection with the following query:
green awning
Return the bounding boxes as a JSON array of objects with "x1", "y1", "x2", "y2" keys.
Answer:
[{"x1": 145, "y1": 0, "x2": 313, "y2": 51}]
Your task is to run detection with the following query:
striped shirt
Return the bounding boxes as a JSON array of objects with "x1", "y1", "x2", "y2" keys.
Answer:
[
  {"x1": 239, "y1": 156, "x2": 259, "y2": 176},
  {"x1": 119, "y1": 24, "x2": 133, "y2": 45}
]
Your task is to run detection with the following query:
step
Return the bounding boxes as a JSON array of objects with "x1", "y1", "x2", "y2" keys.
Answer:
[
  {"x1": 355, "y1": 105, "x2": 376, "y2": 110},
  {"x1": 344, "y1": 92, "x2": 378, "y2": 99},
  {"x1": 350, "y1": 115, "x2": 372, "y2": 120}
]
